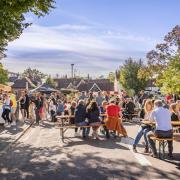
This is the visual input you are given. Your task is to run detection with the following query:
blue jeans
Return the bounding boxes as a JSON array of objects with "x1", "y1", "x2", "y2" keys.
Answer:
[
  {"x1": 133, "y1": 126, "x2": 151, "y2": 147},
  {"x1": 75, "y1": 121, "x2": 89, "y2": 137}
]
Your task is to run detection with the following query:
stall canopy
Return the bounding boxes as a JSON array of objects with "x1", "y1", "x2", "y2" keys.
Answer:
[
  {"x1": 30, "y1": 83, "x2": 58, "y2": 94},
  {"x1": 0, "y1": 84, "x2": 12, "y2": 92}
]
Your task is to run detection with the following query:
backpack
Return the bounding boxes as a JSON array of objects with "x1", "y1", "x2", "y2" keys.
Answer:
[{"x1": 10, "y1": 100, "x2": 13, "y2": 107}]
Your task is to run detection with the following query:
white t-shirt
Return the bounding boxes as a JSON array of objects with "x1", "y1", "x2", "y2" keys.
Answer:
[
  {"x1": 49, "y1": 101, "x2": 56, "y2": 112},
  {"x1": 151, "y1": 107, "x2": 172, "y2": 131},
  {"x1": 144, "y1": 111, "x2": 152, "y2": 121}
]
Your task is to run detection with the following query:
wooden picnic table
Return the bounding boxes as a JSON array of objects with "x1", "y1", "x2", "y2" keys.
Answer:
[
  {"x1": 57, "y1": 114, "x2": 107, "y2": 119},
  {"x1": 141, "y1": 120, "x2": 180, "y2": 127},
  {"x1": 141, "y1": 120, "x2": 180, "y2": 159},
  {"x1": 56, "y1": 114, "x2": 108, "y2": 141}
]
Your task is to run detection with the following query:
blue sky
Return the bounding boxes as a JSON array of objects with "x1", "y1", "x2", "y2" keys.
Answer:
[{"x1": 3, "y1": 0, "x2": 180, "y2": 77}]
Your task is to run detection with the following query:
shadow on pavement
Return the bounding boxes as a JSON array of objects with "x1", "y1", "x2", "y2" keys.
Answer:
[
  {"x1": 31, "y1": 120, "x2": 54, "y2": 129},
  {"x1": 63, "y1": 138, "x2": 129, "y2": 150},
  {"x1": 0, "y1": 141, "x2": 179, "y2": 180}
]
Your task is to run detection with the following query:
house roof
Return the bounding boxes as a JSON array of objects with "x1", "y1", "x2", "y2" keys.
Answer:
[
  {"x1": 8, "y1": 76, "x2": 18, "y2": 83},
  {"x1": 54, "y1": 78, "x2": 114, "y2": 92},
  {"x1": 54, "y1": 78, "x2": 82, "y2": 89},
  {"x1": 77, "y1": 81, "x2": 114, "y2": 92},
  {"x1": 11, "y1": 78, "x2": 36, "y2": 89}
]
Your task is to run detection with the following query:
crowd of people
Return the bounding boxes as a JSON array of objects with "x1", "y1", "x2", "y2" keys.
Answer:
[{"x1": 0, "y1": 89, "x2": 179, "y2": 158}]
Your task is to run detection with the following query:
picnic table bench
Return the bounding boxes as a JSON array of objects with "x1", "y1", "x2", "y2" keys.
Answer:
[
  {"x1": 150, "y1": 134, "x2": 180, "y2": 159},
  {"x1": 141, "y1": 120, "x2": 180, "y2": 159},
  {"x1": 56, "y1": 115, "x2": 107, "y2": 141}
]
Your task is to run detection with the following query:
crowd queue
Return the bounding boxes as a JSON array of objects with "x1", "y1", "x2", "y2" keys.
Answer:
[{"x1": 0, "y1": 89, "x2": 179, "y2": 158}]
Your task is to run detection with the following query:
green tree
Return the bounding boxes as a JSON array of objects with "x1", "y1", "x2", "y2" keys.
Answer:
[
  {"x1": 108, "y1": 72, "x2": 115, "y2": 82},
  {"x1": 119, "y1": 58, "x2": 147, "y2": 95},
  {"x1": 147, "y1": 25, "x2": 180, "y2": 67},
  {"x1": 22, "y1": 67, "x2": 47, "y2": 83},
  {"x1": 0, "y1": 63, "x2": 8, "y2": 85},
  {"x1": 46, "y1": 75, "x2": 56, "y2": 88},
  {"x1": 156, "y1": 54, "x2": 180, "y2": 94},
  {"x1": 0, "y1": 0, "x2": 55, "y2": 59},
  {"x1": 144, "y1": 26, "x2": 180, "y2": 93}
]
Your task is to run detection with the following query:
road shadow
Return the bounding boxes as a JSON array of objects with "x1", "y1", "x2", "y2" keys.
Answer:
[
  {"x1": 0, "y1": 141, "x2": 180, "y2": 180},
  {"x1": 63, "y1": 137, "x2": 129, "y2": 150},
  {"x1": 31, "y1": 120, "x2": 54, "y2": 129}
]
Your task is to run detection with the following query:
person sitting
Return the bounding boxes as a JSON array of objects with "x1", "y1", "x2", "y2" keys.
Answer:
[
  {"x1": 170, "y1": 103, "x2": 179, "y2": 121},
  {"x1": 86, "y1": 101, "x2": 101, "y2": 139},
  {"x1": 124, "y1": 98, "x2": 135, "y2": 120},
  {"x1": 105, "y1": 99, "x2": 127, "y2": 138},
  {"x1": 176, "y1": 100, "x2": 180, "y2": 120},
  {"x1": 69, "y1": 101, "x2": 77, "y2": 124},
  {"x1": 99, "y1": 101, "x2": 110, "y2": 138},
  {"x1": 133, "y1": 99, "x2": 153, "y2": 153},
  {"x1": 74, "y1": 100, "x2": 88, "y2": 138},
  {"x1": 147, "y1": 100, "x2": 173, "y2": 158}
]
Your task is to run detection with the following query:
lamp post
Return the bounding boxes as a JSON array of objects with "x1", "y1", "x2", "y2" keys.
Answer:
[{"x1": 71, "y1": 64, "x2": 74, "y2": 78}]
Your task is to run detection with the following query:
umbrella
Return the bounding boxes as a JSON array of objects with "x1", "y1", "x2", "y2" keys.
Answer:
[{"x1": 30, "y1": 84, "x2": 58, "y2": 94}]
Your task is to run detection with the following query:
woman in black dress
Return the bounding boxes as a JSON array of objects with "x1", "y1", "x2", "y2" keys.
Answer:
[{"x1": 18, "y1": 91, "x2": 26, "y2": 121}]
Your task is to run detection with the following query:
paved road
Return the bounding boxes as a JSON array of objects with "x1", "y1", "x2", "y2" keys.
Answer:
[
  {"x1": 0, "y1": 121, "x2": 179, "y2": 180},
  {"x1": 0, "y1": 120, "x2": 32, "y2": 152}
]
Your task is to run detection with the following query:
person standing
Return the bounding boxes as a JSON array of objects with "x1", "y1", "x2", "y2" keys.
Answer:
[
  {"x1": 24, "y1": 90, "x2": 30, "y2": 120},
  {"x1": 88, "y1": 92, "x2": 94, "y2": 101},
  {"x1": 49, "y1": 97, "x2": 57, "y2": 122},
  {"x1": 39, "y1": 94, "x2": 44, "y2": 120},
  {"x1": 2, "y1": 94, "x2": 11, "y2": 125},
  {"x1": 147, "y1": 100, "x2": 173, "y2": 158},
  {"x1": 138, "y1": 90, "x2": 147, "y2": 105},
  {"x1": 33, "y1": 94, "x2": 42, "y2": 125},
  {"x1": 42, "y1": 94, "x2": 48, "y2": 120},
  {"x1": 18, "y1": 91, "x2": 26, "y2": 122},
  {"x1": 96, "y1": 91, "x2": 104, "y2": 108},
  {"x1": 56, "y1": 100, "x2": 64, "y2": 116},
  {"x1": 78, "y1": 91, "x2": 87, "y2": 100},
  {"x1": 10, "y1": 92, "x2": 17, "y2": 126}
]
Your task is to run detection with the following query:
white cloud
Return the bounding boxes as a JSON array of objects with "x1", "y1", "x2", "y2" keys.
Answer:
[{"x1": 3, "y1": 23, "x2": 155, "y2": 76}]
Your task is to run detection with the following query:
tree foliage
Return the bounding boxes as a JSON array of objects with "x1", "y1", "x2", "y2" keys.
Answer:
[
  {"x1": 108, "y1": 72, "x2": 115, "y2": 83},
  {"x1": 119, "y1": 58, "x2": 147, "y2": 94},
  {"x1": 0, "y1": 0, "x2": 55, "y2": 59},
  {"x1": 22, "y1": 67, "x2": 47, "y2": 83},
  {"x1": 156, "y1": 54, "x2": 180, "y2": 94},
  {"x1": 0, "y1": 63, "x2": 8, "y2": 85},
  {"x1": 143, "y1": 25, "x2": 180, "y2": 94},
  {"x1": 46, "y1": 75, "x2": 56, "y2": 88},
  {"x1": 147, "y1": 25, "x2": 180, "y2": 67}
]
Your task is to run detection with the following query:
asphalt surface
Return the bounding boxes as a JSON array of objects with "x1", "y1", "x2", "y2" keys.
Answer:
[{"x1": 0, "y1": 120, "x2": 179, "y2": 180}]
